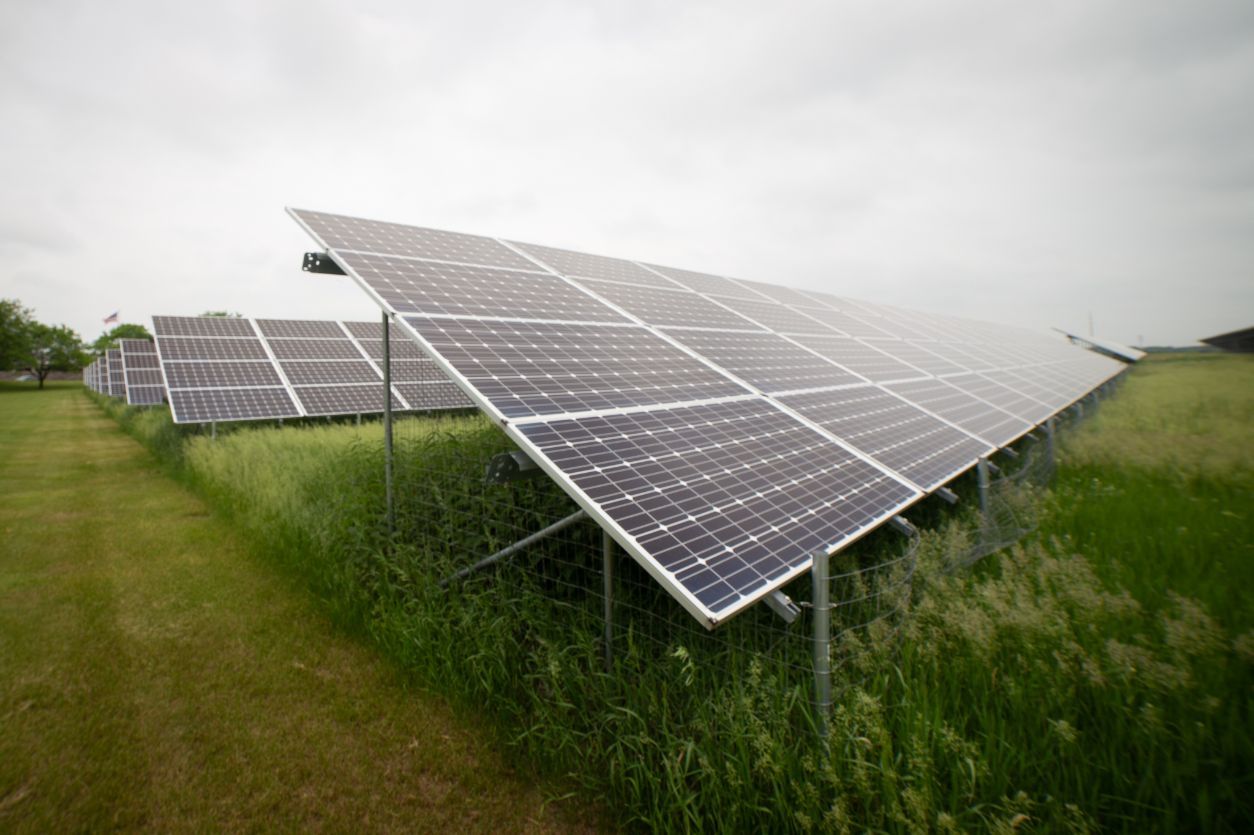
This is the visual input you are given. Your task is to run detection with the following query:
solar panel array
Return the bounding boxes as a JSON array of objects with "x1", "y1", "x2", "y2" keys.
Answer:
[
  {"x1": 105, "y1": 349, "x2": 126, "y2": 398},
  {"x1": 151, "y1": 316, "x2": 472, "y2": 423},
  {"x1": 1053, "y1": 328, "x2": 1148, "y2": 363},
  {"x1": 291, "y1": 208, "x2": 1127, "y2": 628},
  {"x1": 117, "y1": 338, "x2": 165, "y2": 405}
]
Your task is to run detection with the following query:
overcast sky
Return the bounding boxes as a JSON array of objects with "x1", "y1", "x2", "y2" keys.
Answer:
[{"x1": 2, "y1": 0, "x2": 1251, "y2": 347}]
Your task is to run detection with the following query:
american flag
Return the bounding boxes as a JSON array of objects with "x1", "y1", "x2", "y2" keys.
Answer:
[{"x1": 103, "y1": 311, "x2": 119, "y2": 324}]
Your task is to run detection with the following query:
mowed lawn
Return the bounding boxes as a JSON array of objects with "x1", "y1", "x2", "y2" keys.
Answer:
[{"x1": 0, "y1": 382, "x2": 602, "y2": 833}]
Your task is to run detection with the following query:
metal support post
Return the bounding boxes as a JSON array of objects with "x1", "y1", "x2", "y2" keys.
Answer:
[
  {"x1": 603, "y1": 530, "x2": 615, "y2": 672},
  {"x1": 1045, "y1": 418, "x2": 1056, "y2": 467},
  {"x1": 382, "y1": 312, "x2": 395, "y2": 538},
  {"x1": 210, "y1": 421, "x2": 217, "y2": 441},
  {"x1": 812, "y1": 549, "x2": 832, "y2": 743},
  {"x1": 976, "y1": 457, "x2": 991, "y2": 520}
]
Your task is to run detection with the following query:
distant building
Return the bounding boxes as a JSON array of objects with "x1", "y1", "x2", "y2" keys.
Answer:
[{"x1": 1200, "y1": 326, "x2": 1254, "y2": 353}]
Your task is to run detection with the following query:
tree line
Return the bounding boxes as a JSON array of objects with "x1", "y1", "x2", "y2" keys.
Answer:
[{"x1": 1, "y1": 299, "x2": 152, "y2": 389}]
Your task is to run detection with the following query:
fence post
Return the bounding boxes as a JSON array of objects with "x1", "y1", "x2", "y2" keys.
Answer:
[
  {"x1": 812, "y1": 549, "x2": 831, "y2": 743},
  {"x1": 382, "y1": 312, "x2": 395, "y2": 538},
  {"x1": 1045, "y1": 418, "x2": 1056, "y2": 468},
  {"x1": 603, "y1": 529, "x2": 615, "y2": 672},
  {"x1": 977, "y1": 457, "x2": 991, "y2": 520}
]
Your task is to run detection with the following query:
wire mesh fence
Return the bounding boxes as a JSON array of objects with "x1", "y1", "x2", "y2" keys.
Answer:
[{"x1": 353, "y1": 381, "x2": 1103, "y2": 720}]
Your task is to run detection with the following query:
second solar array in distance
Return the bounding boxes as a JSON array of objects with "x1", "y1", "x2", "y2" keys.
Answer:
[{"x1": 152, "y1": 315, "x2": 471, "y2": 423}]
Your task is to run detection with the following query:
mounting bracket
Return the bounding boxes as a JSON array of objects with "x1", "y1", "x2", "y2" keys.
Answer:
[
  {"x1": 303, "y1": 252, "x2": 346, "y2": 274},
  {"x1": 1001, "y1": 446, "x2": 1020, "y2": 460},
  {"x1": 889, "y1": 515, "x2": 917, "y2": 537},
  {"x1": 934, "y1": 486, "x2": 959, "y2": 505},
  {"x1": 763, "y1": 590, "x2": 801, "y2": 624},
  {"x1": 485, "y1": 449, "x2": 543, "y2": 484}
]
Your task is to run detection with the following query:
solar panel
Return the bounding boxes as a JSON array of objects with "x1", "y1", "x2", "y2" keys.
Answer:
[
  {"x1": 712, "y1": 296, "x2": 835, "y2": 335},
  {"x1": 153, "y1": 316, "x2": 302, "y2": 423},
  {"x1": 778, "y1": 386, "x2": 993, "y2": 491},
  {"x1": 511, "y1": 241, "x2": 677, "y2": 287},
  {"x1": 788, "y1": 334, "x2": 927, "y2": 383},
  {"x1": 335, "y1": 251, "x2": 626, "y2": 323},
  {"x1": 341, "y1": 320, "x2": 474, "y2": 411},
  {"x1": 291, "y1": 209, "x2": 537, "y2": 270},
  {"x1": 574, "y1": 277, "x2": 759, "y2": 330},
  {"x1": 884, "y1": 378, "x2": 1033, "y2": 448},
  {"x1": 257, "y1": 318, "x2": 408, "y2": 416},
  {"x1": 662, "y1": 329, "x2": 865, "y2": 393},
  {"x1": 405, "y1": 317, "x2": 750, "y2": 419},
  {"x1": 642, "y1": 264, "x2": 767, "y2": 300},
  {"x1": 106, "y1": 349, "x2": 126, "y2": 398},
  {"x1": 289, "y1": 207, "x2": 1125, "y2": 627},
  {"x1": 944, "y1": 373, "x2": 1054, "y2": 424},
  {"x1": 118, "y1": 338, "x2": 165, "y2": 405},
  {"x1": 518, "y1": 398, "x2": 918, "y2": 618},
  {"x1": 795, "y1": 305, "x2": 898, "y2": 339},
  {"x1": 860, "y1": 339, "x2": 968, "y2": 377},
  {"x1": 1054, "y1": 328, "x2": 1147, "y2": 362},
  {"x1": 153, "y1": 315, "x2": 474, "y2": 422}
]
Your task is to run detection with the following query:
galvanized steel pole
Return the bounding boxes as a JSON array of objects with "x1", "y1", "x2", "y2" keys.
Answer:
[
  {"x1": 812, "y1": 549, "x2": 831, "y2": 742},
  {"x1": 382, "y1": 312, "x2": 395, "y2": 538},
  {"x1": 603, "y1": 530, "x2": 615, "y2": 672}
]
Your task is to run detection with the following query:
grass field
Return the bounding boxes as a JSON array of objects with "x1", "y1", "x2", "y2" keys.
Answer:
[
  {"x1": 0, "y1": 381, "x2": 602, "y2": 832},
  {"x1": 16, "y1": 352, "x2": 1254, "y2": 831}
]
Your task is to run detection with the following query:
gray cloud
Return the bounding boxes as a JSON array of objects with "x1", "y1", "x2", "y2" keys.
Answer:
[{"x1": 1, "y1": 0, "x2": 1251, "y2": 347}]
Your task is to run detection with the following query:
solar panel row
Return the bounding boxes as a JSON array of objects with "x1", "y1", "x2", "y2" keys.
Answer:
[
  {"x1": 289, "y1": 208, "x2": 1127, "y2": 628},
  {"x1": 151, "y1": 316, "x2": 473, "y2": 423}
]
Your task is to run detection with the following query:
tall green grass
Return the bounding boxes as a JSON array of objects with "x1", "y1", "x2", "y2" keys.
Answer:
[{"x1": 91, "y1": 356, "x2": 1253, "y2": 832}]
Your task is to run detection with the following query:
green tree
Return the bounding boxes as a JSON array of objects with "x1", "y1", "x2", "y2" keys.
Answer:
[
  {"x1": 1, "y1": 298, "x2": 35, "y2": 371},
  {"x1": 23, "y1": 323, "x2": 87, "y2": 389},
  {"x1": 92, "y1": 323, "x2": 153, "y2": 352}
]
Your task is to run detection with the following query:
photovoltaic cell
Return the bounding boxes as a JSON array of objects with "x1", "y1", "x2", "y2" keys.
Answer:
[
  {"x1": 518, "y1": 398, "x2": 917, "y2": 621},
  {"x1": 789, "y1": 334, "x2": 925, "y2": 383},
  {"x1": 267, "y1": 339, "x2": 363, "y2": 361},
  {"x1": 152, "y1": 316, "x2": 256, "y2": 338},
  {"x1": 405, "y1": 316, "x2": 749, "y2": 419},
  {"x1": 107, "y1": 349, "x2": 126, "y2": 398},
  {"x1": 292, "y1": 209, "x2": 538, "y2": 270},
  {"x1": 733, "y1": 279, "x2": 819, "y2": 308},
  {"x1": 713, "y1": 296, "x2": 834, "y2": 335},
  {"x1": 945, "y1": 373, "x2": 1053, "y2": 424},
  {"x1": 662, "y1": 328, "x2": 864, "y2": 393},
  {"x1": 278, "y1": 360, "x2": 381, "y2": 386},
  {"x1": 512, "y1": 241, "x2": 677, "y2": 287},
  {"x1": 169, "y1": 388, "x2": 301, "y2": 423},
  {"x1": 337, "y1": 250, "x2": 626, "y2": 323},
  {"x1": 779, "y1": 386, "x2": 992, "y2": 491},
  {"x1": 255, "y1": 319, "x2": 347, "y2": 339},
  {"x1": 861, "y1": 339, "x2": 967, "y2": 377},
  {"x1": 395, "y1": 381, "x2": 474, "y2": 411},
  {"x1": 163, "y1": 362, "x2": 282, "y2": 389},
  {"x1": 293, "y1": 385, "x2": 403, "y2": 416},
  {"x1": 575, "y1": 277, "x2": 759, "y2": 330},
  {"x1": 642, "y1": 264, "x2": 766, "y2": 300},
  {"x1": 885, "y1": 378, "x2": 1033, "y2": 448},
  {"x1": 119, "y1": 338, "x2": 165, "y2": 406},
  {"x1": 796, "y1": 305, "x2": 897, "y2": 339},
  {"x1": 157, "y1": 338, "x2": 270, "y2": 361}
]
